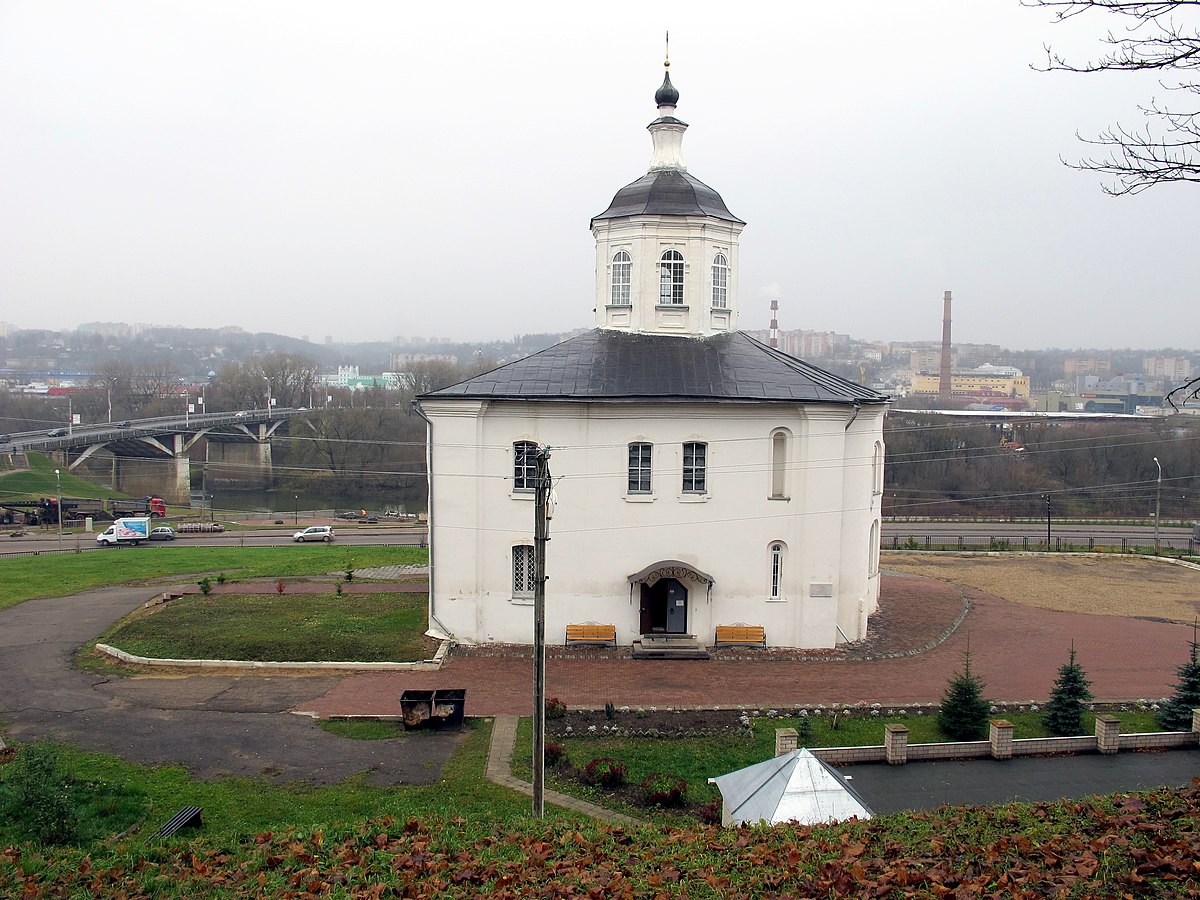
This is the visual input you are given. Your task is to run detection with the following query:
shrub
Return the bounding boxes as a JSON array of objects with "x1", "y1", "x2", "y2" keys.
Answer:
[
  {"x1": 583, "y1": 757, "x2": 628, "y2": 789},
  {"x1": 796, "y1": 716, "x2": 815, "y2": 743},
  {"x1": 1158, "y1": 633, "x2": 1200, "y2": 731},
  {"x1": 604, "y1": 701, "x2": 616, "y2": 721},
  {"x1": 938, "y1": 649, "x2": 990, "y2": 741},
  {"x1": 215, "y1": 573, "x2": 226, "y2": 585},
  {"x1": 1044, "y1": 644, "x2": 1093, "y2": 735},
  {"x1": 698, "y1": 797, "x2": 722, "y2": 825},
  {"x1": 335, "y1": 583, "x2": 343, "y2": 596},
  {"x1": 197, "y1": 577, "x2": 212, "y2": 596},
  {"x1": 275, "y1": 579, "x2": 286, "y2": 594},
  {"x1": 544, "y1": 742, "x2": 568, "y2": 767},
  {"x1": 544, "y1": 697, "x2": 567, "y2": 719},
  {"x1": 344, "y1": 554, "x2": 355, "y2": 582},
  {"x1": 0, "y1": 744, "x2": 79, "y2": 845},
  {"x1": 639, "y1": 772, "x2": 688, "y2": 808}
]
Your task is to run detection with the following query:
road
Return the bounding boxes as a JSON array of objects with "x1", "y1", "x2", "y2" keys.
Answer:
[
  {"x1": 4, "y1": 521, "x2": 1193, "y2": 555},
  {"x1": 2, "y1": 526, "x2": 428, "y2": 554}
]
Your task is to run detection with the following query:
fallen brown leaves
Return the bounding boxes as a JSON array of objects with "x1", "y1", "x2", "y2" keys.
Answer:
[{"x1": 5, "y1": 783, "x2": 1200, "y2": 897}]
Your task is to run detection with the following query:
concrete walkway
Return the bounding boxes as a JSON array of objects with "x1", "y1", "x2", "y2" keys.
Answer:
[{"x1": 485, "y1": 715, "x2": 643, "y2": 826}]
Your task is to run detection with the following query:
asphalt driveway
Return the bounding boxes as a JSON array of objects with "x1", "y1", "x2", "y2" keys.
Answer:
[{"x1": 0, "y1": 586, "x2": 461, "y2": 785}]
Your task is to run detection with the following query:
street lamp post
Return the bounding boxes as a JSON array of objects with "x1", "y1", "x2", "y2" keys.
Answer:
[
  {"x1": 1043, "y1": 494, "x2": 1051, "y2": 550},
  {"x1": 1153, "y1": 457, "x2": 1162, "y2": 555},
  {"x1": 54, "y1": 468, "x2": 63, "y2": 550},
  {"x1": 294, "y1": 494, "x2": 299, "y2": 527},
  {"x1": 263, "y1": 376, "x2": 272, "y2": 419}
]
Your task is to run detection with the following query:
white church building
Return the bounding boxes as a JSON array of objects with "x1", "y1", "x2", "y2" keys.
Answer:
[{"x1": 417, "y1": 63, "x2": 888, "y2": 650}]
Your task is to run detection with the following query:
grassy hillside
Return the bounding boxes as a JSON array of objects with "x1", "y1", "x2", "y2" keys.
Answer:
[
  {"x1": 2, "y1": 778, "x2": 1197, "y2": 896},
  {"x1": 0, "y1": 452, "x2": 118, "y2": 501}
]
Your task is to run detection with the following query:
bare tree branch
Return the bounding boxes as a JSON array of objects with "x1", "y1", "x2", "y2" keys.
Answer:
[{"x1": 1027, "y1": 1, "x2": 1200, "y2": 193}]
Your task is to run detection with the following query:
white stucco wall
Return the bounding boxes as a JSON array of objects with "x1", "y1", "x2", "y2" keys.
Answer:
[
  {"x1": 421, "y1": 397, "x2": 884, "y2": 649},
  {"x1": 592, "y1": 216, "x2": 743, "y2": 336}
]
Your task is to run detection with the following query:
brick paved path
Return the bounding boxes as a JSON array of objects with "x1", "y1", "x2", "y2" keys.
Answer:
[{"x1": 298, "y1": 574, "x2": 1194, "y2": 718}]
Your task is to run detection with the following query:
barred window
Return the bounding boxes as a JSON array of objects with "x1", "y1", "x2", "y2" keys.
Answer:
[
  {"x1": 658, "y1": 250, "x2": 684, "y2": 305},
  {"x1": 628, "y1": 442, "x2": 652, "y2": 493},
  {"x1": 513, "y1": 545, "x2": 535, "y2": 597},
  {"x1": 513, "y1": 441, "x2": 537, "y2": 491},
  {"x1": 611, "y1": 250, "x2": 631, "y2": 305},
  {"x1": 711, "y1": 253, "x2": 728, "y2": 308},
  {"x1": 682, "y1": 441, "x2": 707, "y2": 493}
]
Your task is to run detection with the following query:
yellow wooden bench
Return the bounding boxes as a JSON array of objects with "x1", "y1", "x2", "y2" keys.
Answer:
[
  {"x1": 565, "y1": 622, "x2": 617, "y2": 647},
  {"x1": 714, "y1": 623, "x2": 767, "y2": 647}
]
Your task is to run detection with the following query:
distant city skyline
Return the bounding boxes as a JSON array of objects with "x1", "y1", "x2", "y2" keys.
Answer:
[{"x1": 1, "y1": 2, "x2": 1196, "y2": 350}]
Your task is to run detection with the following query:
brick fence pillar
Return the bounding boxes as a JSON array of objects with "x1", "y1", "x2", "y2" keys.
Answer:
[
  {"x1": 884, "y1": 724, "x2": 909, "y2": 765},
  {"x1": 775, "y1": 727, "x2": 798, "y2": 757},
  {"x1": 989, "y1": 719, "x2": 1014, "y2": 760},
  {"x1": 1192, "y1": 709, "x2": 1200, "y2": 740},
  {"x1": 1096, "y1": 714, "x2": 1120, "y2": 754}
]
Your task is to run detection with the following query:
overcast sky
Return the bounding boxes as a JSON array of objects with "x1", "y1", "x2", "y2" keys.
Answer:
[{"x1": 1, "y1": 1, "x2": 1194, "y2": 350}]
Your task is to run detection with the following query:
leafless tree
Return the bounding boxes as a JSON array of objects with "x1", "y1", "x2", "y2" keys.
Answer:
[{"x1": 1028, "y1": 1, "x2": 1200, "y2": 195}]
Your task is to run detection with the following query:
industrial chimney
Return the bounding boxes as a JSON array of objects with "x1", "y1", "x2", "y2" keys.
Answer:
[
  {"x1": 939, "y1": 290, "x2": 953, "y2": 404},
  {"x1": 768, "y1": 299, "x2": 779, "y2": 349}
]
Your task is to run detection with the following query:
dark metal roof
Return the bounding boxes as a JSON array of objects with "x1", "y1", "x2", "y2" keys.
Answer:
[
  {"x1": 654, "y1": 70, "x2": 680, "y2": 106},
  {"x1": 590, "y1": 170, "x2": 745, "y2": 226},
  {"x1": 420, "y1": 330, "x2": 889, "y2": 405}
]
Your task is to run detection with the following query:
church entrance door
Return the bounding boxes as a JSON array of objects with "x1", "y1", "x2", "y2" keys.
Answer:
[{"x1": 639, "y1": 577, "x2": 688, "y2": 635}]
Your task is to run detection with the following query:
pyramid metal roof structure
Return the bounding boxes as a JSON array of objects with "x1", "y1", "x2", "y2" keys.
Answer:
[{"x1": 708, "y1": 749, "x2": 873, "y2": 826}]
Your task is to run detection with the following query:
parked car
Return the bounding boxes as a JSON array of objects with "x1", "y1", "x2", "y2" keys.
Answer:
[
  {"x1": 149, "y1": 526, "x2": 175, "y2": 541},
  {"x1": 293, "y1": 525, "x2": 334, "y2": 543}
]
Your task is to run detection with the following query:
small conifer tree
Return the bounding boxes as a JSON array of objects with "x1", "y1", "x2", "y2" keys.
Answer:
[
  {"x1": 937, "y1": 648, "x2": 990, "y2": 741},
  {"x1": 1157, "y1": 626, "x2": 1200, "y2": 732},
  {"x1": 1043, "y1": 643, "x2": 1093, "y2": 735}
]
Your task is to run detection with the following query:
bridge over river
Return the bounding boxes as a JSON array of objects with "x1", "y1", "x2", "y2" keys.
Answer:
[{"x1": 1, "y1": 409, "x2": 309, "y2": 504}]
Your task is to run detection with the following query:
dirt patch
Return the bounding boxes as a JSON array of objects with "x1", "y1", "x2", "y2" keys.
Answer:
[{"x1": 884, "y1": 554, "x2": 1200, "y2": 623}]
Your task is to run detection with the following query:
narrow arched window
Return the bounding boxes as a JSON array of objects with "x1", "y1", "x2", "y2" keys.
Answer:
[
  {"x1": 659, "y1": 250, "x2": 684, "y2": 305},
  {"x1": 770, "y1": 430, "x2": 788, "y2": 499},
  {"x1": 611, "y1": 251, "x2": 631, "y2": 306},
  {"x1": 711, "y1": 253, "x2": 728, "y2": 308},
  {"x1": 869, "y1": 521, "x2": 880, "y2": 575},
  {"x1": 872, "y1": 441, "x2": 884, "y2": 494},
  {"x1": 513, "y1": 441, "x2": 537, "y2": 491},
  {"x1": 770, "y1": 543, "x2": 784, "y2": 599}
]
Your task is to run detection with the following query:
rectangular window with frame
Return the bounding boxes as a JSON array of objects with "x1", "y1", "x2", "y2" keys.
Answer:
[
  {"x1": 682, "y1": 441, "x2": 707, "y2": 492},
  {"x1": 628, "y1": 442, "x2": 652, "y2": 493},
  {"x1": 513, "y1": 441, "x2": 537, "y2": 491},
  {"x1": 512, "y1": 544, "x2": 535, "y2": 597}
]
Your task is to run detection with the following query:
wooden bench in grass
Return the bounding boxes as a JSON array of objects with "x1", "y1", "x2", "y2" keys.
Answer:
[
  {"x1": 714, "y1": 623, "x2": 767, "y2": 647},
  {"x1": 565, "y1": 622, "x2": 617, "y2": 647}
]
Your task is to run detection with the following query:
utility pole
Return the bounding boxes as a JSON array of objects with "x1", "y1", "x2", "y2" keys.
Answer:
[
  {"x1": 55, "y1": 468, "x2": 63, "y2": 551},
  {"x1": 531, "y1": 445, "x2": 552, "y2": 818},
  {"x1": 1044, "y1": 494, "x2": 1051, "y2": 550},
  {"x1": 1153, "y1": 457, "x2": 1162, "y2": 555}
]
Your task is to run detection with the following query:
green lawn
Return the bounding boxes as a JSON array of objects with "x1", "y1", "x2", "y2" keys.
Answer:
[
  {"x1": 0, "y1": 720, "x2": 581, "y2": 851},
  {"x1": 0, "y1": 545, "x2": 427, "y2": 611},
  {"x1": 99, "y1": 591, "x2": 435, "y2": 662}
]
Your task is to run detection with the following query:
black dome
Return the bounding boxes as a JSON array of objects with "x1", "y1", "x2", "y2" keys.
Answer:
[
  {"x1": 591, "y1": 170, "x2": 744, "y2": 225},
  {"x1": 654, "y1": 70, "x2": 679, "y2": 106}
]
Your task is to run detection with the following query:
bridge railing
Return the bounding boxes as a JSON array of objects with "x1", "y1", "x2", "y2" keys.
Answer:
[{"x1": 886, "y1": 534, "x2": 1197, "y2": 556}]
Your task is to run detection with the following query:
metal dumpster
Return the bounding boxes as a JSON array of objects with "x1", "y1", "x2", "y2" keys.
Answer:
[{"x1": 400, "y1": 689, "x2": 466, "y2": 730}]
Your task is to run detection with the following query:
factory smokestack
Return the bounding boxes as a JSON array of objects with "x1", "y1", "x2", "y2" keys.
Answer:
[
  {"x1": 769, "y1": 299, "x2": 779, "y2": 349},
  {"x1": 939, "y1": 290, "x2": 953, "y2": 404}
]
